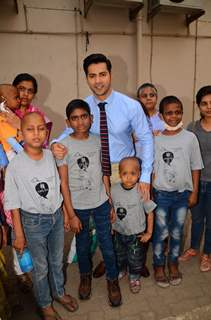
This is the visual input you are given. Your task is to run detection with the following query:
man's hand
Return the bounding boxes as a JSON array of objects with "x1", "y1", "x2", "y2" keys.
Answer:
[
  {"x1": 188, "y1": 191, "x2": 198, "y2": 208},
  {"x1": 138, "y1": 182, "x2": 150, "y2": 201},
  {"x1": 110, "y1": 207, "x2": 116, "y2": 224},
  {"x1": 13, "y1": 235, "x2": 26, "y2": 255},
  {"x1": 139, "y1": 232, "x2": 152, "y2": 243},
  {"x1": 69, "y1": 215, "x2": 82, "y2": 234},
  {"x1": 51, "y1": 143, "x2": 68, "y2": 160}
]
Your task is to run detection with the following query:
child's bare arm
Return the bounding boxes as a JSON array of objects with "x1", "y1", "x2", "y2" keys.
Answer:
[
  {"x1": 58, "y1": 165, "x2": 82, "y2": 233},
  {"x1": 11, "y1": 208, "x2": 26, "y2": 254},
  {"x1": 139, "y1": 212, "x2": 154, "y2": 243},
  {"x1": 188, "y1": 170, "x2": 200, "y2": 208},
  {"x1": 1, "y1": 109, "x2": 21, "y2": 129}
]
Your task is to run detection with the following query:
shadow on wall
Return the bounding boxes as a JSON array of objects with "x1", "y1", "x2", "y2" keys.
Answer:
[
  {"x1": 153, "y1": 84, "x2": 194, "y2": 125},
  {"x1": 34, "y1": 74, "x2": 65, "y2": 139},
  {"x1": 108, "y1": 55, "x2": 132, "y2": 97}
]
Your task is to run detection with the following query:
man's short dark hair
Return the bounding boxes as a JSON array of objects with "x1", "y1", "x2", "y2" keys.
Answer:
[
  {"x1": 196, "y1": 86, "x2": 211, "y2": 106},
  {"x1": 13, "y1": 73, "x2": 38, "y2": 94},
  {"x1": 66, "y1": 99, "x2": 91, "y2": 119},
  {"x1": 159, "y1": 95, "x2": 183, "y2": 115},
  {"x1": 83, "y1": 53, "x2": 112, "y2": 76}
]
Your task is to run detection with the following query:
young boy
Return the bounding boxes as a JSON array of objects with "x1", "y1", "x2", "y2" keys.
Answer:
[
  {"x1": 56, "y1": 99, "x2": 122, "y2": 307},
  {"x1": 111, "y1": 157, "x2": 155, "y2": 293},
  {"x1": 4, "y1": 112, "x2": 78, "y2": 320},
  {"x1": 152, "y1": 96, "x2": 203, "y2": 288}
]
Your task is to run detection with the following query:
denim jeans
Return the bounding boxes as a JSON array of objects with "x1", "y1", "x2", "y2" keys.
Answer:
[
  {"x1": 191, "y1": 181, "x2": 211, "y2": 254},
  {"x1": 113, "y1": 232, "x2": 145, "y2": 280},
  {"x1": 75, "y1": 200, "x2": 118, "y2": 280},
  {"x1": 21, "y1": 208, "x2": 64, "y2": 308},
  {"x1": 152, "y1": 189, "x2": 189, "y2": 266}
]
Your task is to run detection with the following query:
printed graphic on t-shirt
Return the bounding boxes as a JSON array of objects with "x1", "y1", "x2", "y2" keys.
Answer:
[
  {"x1": 116, "y1": 207, "x2": 127, "y2": 220},
  {"x1": 160, "y1": 147, "x2": 183, "y2": 186},
  {"x1": 70, "y1": 152, "x2": 96, "y2": 193},
  {"x1": 31, "y1": 177, "x2": 53, "y2": 211},
  {"x1": 35, "y1": 182, "x2": 49, "y2": 199},
  {"x1": 77, "y1": 156, "x2": 89, "y2": 171}
]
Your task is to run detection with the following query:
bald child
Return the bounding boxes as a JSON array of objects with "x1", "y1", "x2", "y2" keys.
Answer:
[
  {"x1": 4, "y1": 112, "x2": 78, "y2": 319},
  {"x1": 111, "y1": 157, "x2": 156, "y2": 293},
  {"x1": 0, "y1": 84, "x2": 22, "y2": 160}
]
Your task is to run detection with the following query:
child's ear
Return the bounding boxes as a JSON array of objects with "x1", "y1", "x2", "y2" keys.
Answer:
[
  {"x1": 66, "y1": 119, "x2": 70, "y2": 128},
  {"x1": 90, "y1": 114, "x2": 93, "y2": 124},
  {"x1": 18, "y1": 129, "x2": 23, "y2": 141}
]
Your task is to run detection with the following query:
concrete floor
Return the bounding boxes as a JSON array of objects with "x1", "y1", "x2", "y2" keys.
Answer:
[{"x1": 4, "y1": 230, "x2": 211, "y2": 320}]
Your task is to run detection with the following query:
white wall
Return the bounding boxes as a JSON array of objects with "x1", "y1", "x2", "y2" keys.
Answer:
[{"x1": 0, "y1": 0, "x2": 211, "y2": 137}]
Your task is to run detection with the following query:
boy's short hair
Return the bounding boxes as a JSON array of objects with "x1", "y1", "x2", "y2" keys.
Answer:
[
  {"x1": 196, "y1": 86, "x2": 211, "y2": 106},
  {"x1": 13, "y1": 73, "x2": 38, "y2": 94},
  {"x1": 137, "y1": 82, "x2": 157, "y2": 98},
  {"x1": 83, "y1": 53, "x2": 112, "y2": 76},
  {"x1": 66, "y1": 99, "x2": 91, "y2": 119},
  {"x1": 119, "y1": 156, "x2": 141, "y2": 172},
  {"x1": 159, "y1": 95, "x2": 183, "y2": 115}
]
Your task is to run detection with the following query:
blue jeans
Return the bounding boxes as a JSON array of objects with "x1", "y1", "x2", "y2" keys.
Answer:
[
  {"x1": 75, "y1": 201, "x2": 118, "y2": 280},
  {"x1": 191, "y1": 181, "x2": 211, "y2": 254},
  {"x1": 21, "y1": 208, "x2": 64, "y2": 308},
  {"x1": 152, "y1": 190, "x2": 189, "y2": 266}
]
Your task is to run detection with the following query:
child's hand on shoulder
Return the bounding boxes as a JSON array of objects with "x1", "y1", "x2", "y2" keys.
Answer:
[
  {"x1": 139, "y1": 232, "x2": 152, "y2": 243},
  {"x1": 188, "y1": 191, "x2": 198, "y2": 208},
  {"x1": 69, "y1": 215, "x2": 82, "y2": 234},
  {"x1": 51, "y1": 143, "x2": 67, "y2": 160}
]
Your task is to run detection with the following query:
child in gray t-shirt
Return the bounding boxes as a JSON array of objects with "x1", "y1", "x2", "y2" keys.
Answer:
[
  {"x1": 56, "y1": 99, "x2": 121, "y2": 307},
  {"x1": 152, "y1": 96, "x2": 203, "y2": 289},
  {"x1": 4, "y1": 112, "x2": 78, "y2": 319},
  {"x1": 112, "y1": 157, "x2": 156, "y2": 294}
]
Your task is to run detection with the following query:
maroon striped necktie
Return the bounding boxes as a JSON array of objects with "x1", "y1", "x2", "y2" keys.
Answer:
[{"x1": 98, "y1": 102, "x2": 111, "y2": 176}]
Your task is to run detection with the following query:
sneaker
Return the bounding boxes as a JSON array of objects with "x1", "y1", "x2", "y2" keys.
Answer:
[
  {"x1": 118, "y1": 270, "x2": 127, "y2": 280},
  {"x1": 200, "y1": 255, "x2": 211, "y2": 272},
  {"x1": 179, "y1": 248, "x2": 198, "y2": 262},
  {"x1": 78, "y1": 274, "x2": 92, "y2": 300},
  {"x1": 129, "y1": 279, "x2": 141, "y2": 294},
  {"x1": 107, "y1": 279, "x2": 122, "y2": 307},
  {"x1": 154, "y1": 266, "x2": 169, "y2": 288}
]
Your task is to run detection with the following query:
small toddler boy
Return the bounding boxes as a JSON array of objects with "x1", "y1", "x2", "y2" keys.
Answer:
[{"x1": 112, "y1": 157, "x2": 156, "y2": 293}]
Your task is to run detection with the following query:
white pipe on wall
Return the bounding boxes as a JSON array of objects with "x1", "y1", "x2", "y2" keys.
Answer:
[{"x1": 136, "y1": 10, "x2": 143, "y2": 89}]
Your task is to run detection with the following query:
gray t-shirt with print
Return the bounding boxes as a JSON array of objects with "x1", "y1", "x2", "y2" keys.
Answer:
[
  {"x1": 4, "y1": 150, "x2": 63, "y2": 214},
  {"x1": 153, "y1": 129, "x2": 204, "y2": 192},
  {"x1": 56, "y1": 134, "x2": 108, "y2": 209},
  {"x1": 187, "y1": 120, "x2": 211, "y2": 182},
  {"x1": 111, "y1": 183, "x2": 156, "y2": 236}
]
